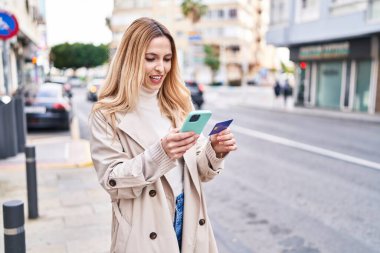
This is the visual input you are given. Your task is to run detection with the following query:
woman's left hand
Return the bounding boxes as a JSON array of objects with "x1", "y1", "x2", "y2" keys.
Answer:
[{"x1": 210, "y1": 128, "x2": 237, "y2": 158}]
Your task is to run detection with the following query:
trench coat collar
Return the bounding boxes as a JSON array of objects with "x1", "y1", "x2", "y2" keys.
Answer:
[
  {"x1": 117, "y1": 110, "x2": 201, "y2": 196},
  {"x1": 117, "y1": 110, "x2": 158, "y2": 149}
]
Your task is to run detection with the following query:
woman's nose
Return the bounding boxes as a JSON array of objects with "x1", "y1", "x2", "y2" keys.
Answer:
[{"x1": 155, "y1": 61, "x2": 164, "y2": 72}]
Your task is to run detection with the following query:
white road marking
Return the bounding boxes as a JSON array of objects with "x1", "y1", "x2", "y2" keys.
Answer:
[
  {"x1": 64, "y1": 143, "x2": 69, "y2": 160},
  {"x1": 70, "y1": 116, "x2": 80, "y2": 140},
  {"x1": 210, "y1": 119, "x2": 380, "y2": 171}
]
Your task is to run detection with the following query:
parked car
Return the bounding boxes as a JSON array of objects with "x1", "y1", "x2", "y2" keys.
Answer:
[
  {"x1": 68, "y1": 76, "x2": 85, "y2": 88},
  {"x1": 185, "y1": 81, "x2": 204, "y2": 109},
  {"x1": 87, "y1": 78, "x2": 105, "y2": 102},
  {"x1": 24, "y1": 83, "x2": 72, "y2": 130},
  {"x1": 45, "y1": 76, "x2": 73, "y2": 98}
]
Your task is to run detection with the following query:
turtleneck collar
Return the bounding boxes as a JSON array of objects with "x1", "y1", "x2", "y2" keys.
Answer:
[{"x1": 140, "y1": 86, "x2": 159, "y2": 99}]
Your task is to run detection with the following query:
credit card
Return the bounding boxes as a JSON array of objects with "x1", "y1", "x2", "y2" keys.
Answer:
[{"x1": 208, "y1": 119, "x2": 233, "y2": 136}]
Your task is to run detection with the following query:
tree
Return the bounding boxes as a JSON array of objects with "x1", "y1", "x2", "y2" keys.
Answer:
[
  {"x1": 50, "y1": 43, "x2": 109, "y2": 74},
  {"x1": 181, "y1": 0, "x2": 208, "y2": 80},
  {"x1": 204, "y1": 44, "x2": 220, "y2": 84},
  {"x1": 181, "y1": 0, "x2": 208, "y2": 24}
]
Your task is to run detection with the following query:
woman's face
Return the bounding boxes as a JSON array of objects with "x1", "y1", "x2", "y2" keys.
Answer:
[{"x1": 143, "y1": 36, "x2": 172, "y2": 92}]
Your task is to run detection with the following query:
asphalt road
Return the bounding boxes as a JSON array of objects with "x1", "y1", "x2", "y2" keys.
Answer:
[{"x1": 72, "y1": 87, "x2": 380, "y2": 253}]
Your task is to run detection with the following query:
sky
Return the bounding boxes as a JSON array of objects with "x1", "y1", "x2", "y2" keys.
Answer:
[{"x1": 45, "y1": 0, "x2": 113, "y2": 46}]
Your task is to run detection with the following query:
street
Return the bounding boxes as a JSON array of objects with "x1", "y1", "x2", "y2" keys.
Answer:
[{"x1": 71, "y1": 86, "x2": 380, "y2": 253}]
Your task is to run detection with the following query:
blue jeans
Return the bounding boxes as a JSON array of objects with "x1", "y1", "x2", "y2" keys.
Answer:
[{"x1": 173, "y1": 192, "x2": 184, "y2": 251}]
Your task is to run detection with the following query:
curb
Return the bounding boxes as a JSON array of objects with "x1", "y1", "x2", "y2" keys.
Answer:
[
  {"x1": 205, "y1": 86, "x2": 380, "y2": 123},
  {"x1": 244, "y1": 104, "x2": 380, "y2": 123},
  {"x1": 0, "y1": 161, "x2": 93, "y2": 170},
  {"x1": 0, "y1": 139, "x2": 93, "y2": 170}
]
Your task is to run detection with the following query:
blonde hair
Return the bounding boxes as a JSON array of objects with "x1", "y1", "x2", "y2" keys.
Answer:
[{"x1": 92, "y1": 17, "x2": 192, "y2": 129}]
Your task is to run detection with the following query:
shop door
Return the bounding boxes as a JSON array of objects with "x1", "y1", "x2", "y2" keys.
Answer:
[
  {"x1": 354, "y1": 60, "x2": 371, "y2": 112},
  {"x1": 317, "y1": 62, "x2": 342, "y2": 109}
]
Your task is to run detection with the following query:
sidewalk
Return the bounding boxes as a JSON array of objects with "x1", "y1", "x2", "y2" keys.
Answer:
[
  {"x1": 205, "y1": 85, "x2": 380, "y2": 123},
  {"x1": 0, "y1": 119, "x2": 105, "y2": 253},
  {"x1": 0, "y1": 167, "x2": 111, "y2": 253}
]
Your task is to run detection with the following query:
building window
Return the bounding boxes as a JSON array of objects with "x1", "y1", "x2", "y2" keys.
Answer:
[
  {"x1": 330, "y1": 0, "x2": 367, "y2": 16},
  {"x1": 206, "y1": 10, "x2": 212, "y2": 19},
  {"x1": 316, "y1": 62, "x2": 342, "y2": 109},
  {"x1": 302, "y1": 0, "x2": 307, "y2": 8},
  {"x1": 354, "y1": 60, "x2": 371, "y2": 112},
  {"x1": 227, "y1": 45, "x2": 240, "y2": 53},
  {"x1": 369, "y1": 0, "x2": 380, "y2": 20},
  {"x1": 270, "y1": 0, "x2": 289, "y2": 25},
  {"x1": 343, "y1": 61, "x2": 351, "y2": 107},
  {"x1": 218, "y1": 9, "x2": 224, "y2": 18},
  {"x1": 25, "y1": 0, "x2": 30, "y2": 13},
  {"x1": 229, "y1": 9, "x2": 237, "y2": 18},
  {"x1": 295, "y1": 0, "x2": 320, "y2": 23}
]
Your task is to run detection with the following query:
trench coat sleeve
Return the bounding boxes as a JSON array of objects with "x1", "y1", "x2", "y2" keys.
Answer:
[
  {"x1": 90, "y1": 110, "x2": 177, "y2": 200},
  {"x1": 195, "y1": 134, "x2": 225, "y2": 182}
]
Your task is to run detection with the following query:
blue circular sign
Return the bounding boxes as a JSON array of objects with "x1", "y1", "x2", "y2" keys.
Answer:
[{"x1": 0, "y1": 11, "x2": 19, "y2": 40}]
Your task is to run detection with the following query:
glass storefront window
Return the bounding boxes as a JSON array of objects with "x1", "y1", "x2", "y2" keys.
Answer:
[
  {"x1": 354, "y1": 60, "x2": 371, "y2": 112},
  {"x1": 343, "y1": 61, "x2": 351, "y2": 107},
  {"x1": 316, "y1": 62, "x2": 342, "y2": 109}
]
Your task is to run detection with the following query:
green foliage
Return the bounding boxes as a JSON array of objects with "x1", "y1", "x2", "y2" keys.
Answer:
[
  {"x1": 204, "y1": 44, "x2": 220, "y2": 83},
  {"x1": 50, "y1": 43, "x2": 109, "y2": 70},
  {"x1": 204, "y1": 44, "x2": 220, "y2": 72},
  {"x1": 181, "y1": 0, "x2": 208, "y2": 23},
  {"x1": 281, "y1": 61, "x2": 294, "y2": 74}
]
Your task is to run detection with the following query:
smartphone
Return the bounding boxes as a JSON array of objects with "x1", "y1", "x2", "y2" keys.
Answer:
[{"x1": 180, "y1": 110, "x2": 212, "y2": 134}]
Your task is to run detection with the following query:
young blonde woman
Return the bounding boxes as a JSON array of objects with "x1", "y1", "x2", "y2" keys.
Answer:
[{"x1": 90, "y1": 18, "x2": 237, "y2": 253}]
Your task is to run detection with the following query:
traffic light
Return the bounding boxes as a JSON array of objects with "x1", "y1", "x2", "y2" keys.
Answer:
[
  {"x1": 299, "y1": 61, "x2": 307, "y2": 70},
  {"x1": 32, "y1": 56, "x2": 37, "y2": 64}
]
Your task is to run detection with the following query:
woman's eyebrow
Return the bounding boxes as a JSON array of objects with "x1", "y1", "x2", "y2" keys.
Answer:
[{"x1": 145, "y1": 52, "x2": 172, "y2": 57}]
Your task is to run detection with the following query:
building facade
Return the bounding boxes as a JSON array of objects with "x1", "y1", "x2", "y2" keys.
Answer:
[
  {"x1": 0, "y1": 0, "x2": 46, "y2": 96},
  {"x1": 109, "y1": 0, "x2": 275, "y2": 85},
  {"x1": 267, "y1": 0, "x2": 380, "y2": 114}
]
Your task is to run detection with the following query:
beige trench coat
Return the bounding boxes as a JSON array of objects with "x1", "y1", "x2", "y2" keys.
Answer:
[{"x1": 90, "y1": 109, "x2": 224, "y2": 253}]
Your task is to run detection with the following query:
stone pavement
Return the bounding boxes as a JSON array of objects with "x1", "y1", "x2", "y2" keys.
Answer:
[
  {"x1": 0, "y1": 166, "x2": 111, "y2": 253},
  {"x1": 0, "y1": 118, "x2": 107, "y2": 252}
]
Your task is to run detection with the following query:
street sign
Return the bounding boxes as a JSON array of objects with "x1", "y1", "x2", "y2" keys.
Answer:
[
  {"x1": 188, "y1": 31, "x2": 202, "y2": 42},
  {"x1": 0, "y1": 10, "x2": 19, "y2": 40}
]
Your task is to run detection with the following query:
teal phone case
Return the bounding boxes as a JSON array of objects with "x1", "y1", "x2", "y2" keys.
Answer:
[{"x1": 180, "y1": 110, "x2": 212, "y2": 134}]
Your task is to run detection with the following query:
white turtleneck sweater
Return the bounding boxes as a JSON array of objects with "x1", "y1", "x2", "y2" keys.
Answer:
[{"x1": 136, "y1": 87, "x2": 184, "y2": 198}]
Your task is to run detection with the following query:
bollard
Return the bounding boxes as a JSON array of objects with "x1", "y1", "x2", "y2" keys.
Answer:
[
  {"x1": 3, "y1": 200, "x2": 26, "y2": 253},
  {"x1": 14, "y1": 95, "x2": 27, "y2": 153},
  {"x1": 0, "y1": 97, "x2": 18, "y2": 158},
  {"x1": 25, "y1": 146, "x2": 39, "y2": 219}
]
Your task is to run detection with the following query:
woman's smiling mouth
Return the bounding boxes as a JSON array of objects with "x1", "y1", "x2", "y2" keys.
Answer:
[{"x1": 150, "y1": 75, "x2": 163, "y2": 84}]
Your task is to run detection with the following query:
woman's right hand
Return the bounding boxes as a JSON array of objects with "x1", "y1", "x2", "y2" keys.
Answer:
[{"x1": 161, "y1": 128, "x2": 199, "y2": 159}]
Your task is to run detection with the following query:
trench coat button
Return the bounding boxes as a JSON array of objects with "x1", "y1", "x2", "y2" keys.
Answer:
[
  {"x1": 150, "y1": 232, "x2": 157, "y2": 240},
  {"x1": 199, "y1": 219, "x2": 206, "y2": 226},
  {"x1": 149, "y1": 190, "x2": 156, "y2": 197},
  {"x1": 109, "y1": 179, "x2": 116, "y2": 187}
]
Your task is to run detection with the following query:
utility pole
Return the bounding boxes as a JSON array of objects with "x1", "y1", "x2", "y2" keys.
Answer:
[{"x1": 2, "y1": 40, "x2": 10, "y2": 95}]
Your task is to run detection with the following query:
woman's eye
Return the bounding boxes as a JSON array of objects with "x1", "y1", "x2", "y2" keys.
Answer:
[
  {"x1": 146, "y1": 58, "x2": 155, "y2": 62},
  {"x1": 164, "y1": 58, "x2": 172, "y2": 62}
]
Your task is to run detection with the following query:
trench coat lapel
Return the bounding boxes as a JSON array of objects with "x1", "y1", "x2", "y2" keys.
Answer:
[
  {"x1": 117, "y1": 111, "x2": 158, "y2": 149},
  {"x1": 183, "y1": 146, "x2": 201, "y2": 196}
]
